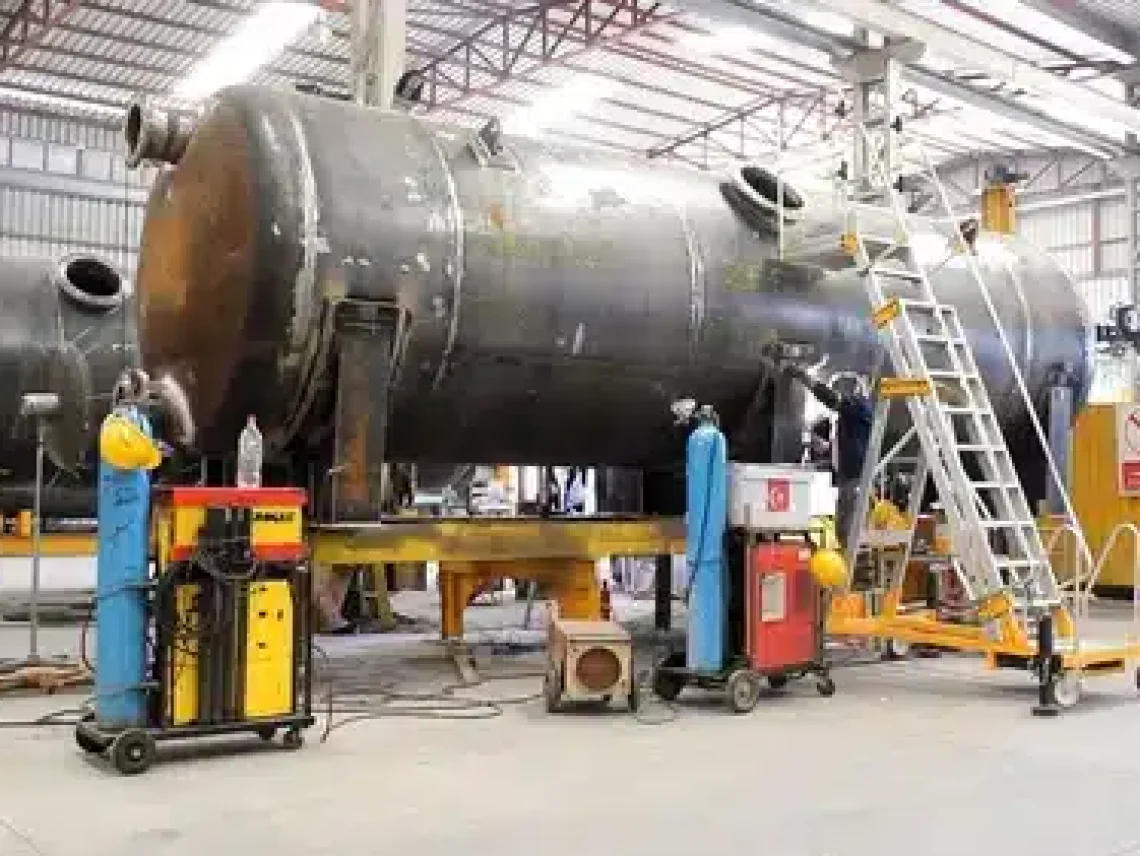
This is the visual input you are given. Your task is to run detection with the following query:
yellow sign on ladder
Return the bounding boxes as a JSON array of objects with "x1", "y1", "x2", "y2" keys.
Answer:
[
  {"x1": 879, "y1": 377, "x2": 932, "y2": 398},
  {"x1": 871, "y1": 298, "x2": 901, "y2": 328}
]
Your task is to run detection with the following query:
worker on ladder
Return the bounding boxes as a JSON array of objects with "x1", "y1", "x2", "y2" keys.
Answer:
[{"x1": 767, "y1": 355, "x2": 873, "y2": 544}]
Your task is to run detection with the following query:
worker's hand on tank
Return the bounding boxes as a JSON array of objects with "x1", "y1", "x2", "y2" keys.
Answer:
[{"x1": 156, "y1": 440, "x2": 176, "y2": 457}]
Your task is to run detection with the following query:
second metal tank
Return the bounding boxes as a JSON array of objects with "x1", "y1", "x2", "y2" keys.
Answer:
[
  {"x1": 128, "y1": 87, "x2": 1095, "y2": 479},
  {"x1": 0, "y1": 254, "x2": 137, "y2": 514}
]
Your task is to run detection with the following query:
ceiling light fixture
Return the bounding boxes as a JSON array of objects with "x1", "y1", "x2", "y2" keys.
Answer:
[{"x1": 173, "y1": 1, "x2": 320, "y2": 102}]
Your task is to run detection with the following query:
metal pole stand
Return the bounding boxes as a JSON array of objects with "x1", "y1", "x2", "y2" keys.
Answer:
[
  {"x1": 0, "y1": 393, "x2": 89, "y2": 692},
  {"x1": 1032, "y1": 611, "x2": 1061, "y2": 718}
]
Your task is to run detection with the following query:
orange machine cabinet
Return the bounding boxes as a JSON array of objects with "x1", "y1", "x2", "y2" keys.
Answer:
[
  {"x1": 745, "y1": 543, "x2": 821, "y2": 672},
  {"x1": 153, "y1": 487, "x2": 307, "y2": 565}
]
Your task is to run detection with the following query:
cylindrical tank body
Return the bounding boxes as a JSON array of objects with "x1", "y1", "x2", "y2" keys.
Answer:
[
  {"x1": 134, "y1": 87, "x2": 1094, "y2": 491},
  {"x1": 685, "y1": 414, "x2": 728, "y2": 674},
  {"x1": 0, "y1": 255, "x2": 137, "y2": 514}
]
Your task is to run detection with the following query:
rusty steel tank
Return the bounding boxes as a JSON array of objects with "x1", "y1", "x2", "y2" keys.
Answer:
[
  {"x1": 127, "y1": 87, "x2": 1095, "y2": 502},
  {"x1": 0, "y1": 254, "x2": 137, "y2": 514}
]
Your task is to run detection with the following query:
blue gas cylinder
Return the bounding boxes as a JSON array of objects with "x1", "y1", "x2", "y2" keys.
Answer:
[
  {"x1": 684, "y1": 409, "x2": 728, "y2": 674},
  {"x1": 94, "y1": 404, "x2": 155, "y2": 729}
]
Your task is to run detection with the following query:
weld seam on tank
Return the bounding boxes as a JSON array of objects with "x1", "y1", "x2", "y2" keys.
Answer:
[
  {"x1": 421, "y1": 124, "x2": 466, "y2": 390},
  {"x1": 676, "y1": 203, "x2": 706, "y2": 353},
  {"x1": 284, "y1": 108, "x2": 323, "y2": 356},
  {"x1": 55, "y1": 254, "x2": 124, "y2": 313}
]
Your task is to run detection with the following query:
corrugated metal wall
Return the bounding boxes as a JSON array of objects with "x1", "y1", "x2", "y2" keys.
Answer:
[{"x1": 0, "y1": 105, "x2": 153, "y2": 284}]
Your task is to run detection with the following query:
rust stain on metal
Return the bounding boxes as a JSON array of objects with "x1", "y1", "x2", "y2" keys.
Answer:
[
  {"x1": 136, "y1": 102, "x2": 256, "y2": 440},
  {"x1": 488, "y1": 202, "x2": 506, "y2": 231},
  {"x1": 339, "y1": 356, "x2": 370, "y2": 506}
]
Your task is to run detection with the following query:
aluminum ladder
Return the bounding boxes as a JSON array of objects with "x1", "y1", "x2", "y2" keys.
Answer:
[{"x1": 838, "y1": 143, "x2": 1063, "y2": 623}]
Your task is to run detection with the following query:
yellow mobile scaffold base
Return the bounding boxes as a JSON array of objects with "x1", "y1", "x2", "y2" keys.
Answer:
[{"x1": 825, "y1": 517, "x2": 1140, "y2": 711}]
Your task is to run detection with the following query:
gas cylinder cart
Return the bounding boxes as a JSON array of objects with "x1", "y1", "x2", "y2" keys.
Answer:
[{"x1": 650, "y1": 402, "x2": 846, "y2": 713}]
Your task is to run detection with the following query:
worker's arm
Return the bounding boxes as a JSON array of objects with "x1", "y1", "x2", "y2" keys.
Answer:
[
  {"x1": 758, "y1": 346, "x2": 842, "y2": 410},
  {"x1": 782, "y1": 363, "x2": 842, "y2": 411}
]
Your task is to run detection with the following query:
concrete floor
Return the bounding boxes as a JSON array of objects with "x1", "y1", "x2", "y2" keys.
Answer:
[{"x1": 3, "y1": 597, "x2": 1140, "y2": 856}]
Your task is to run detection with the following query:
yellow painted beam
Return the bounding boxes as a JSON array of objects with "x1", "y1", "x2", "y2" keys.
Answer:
[
  {"x1": 0, "y1": 533, "x2": 98, "y2": 557},
  {"x1": 311, "y1": 517, "x2": 685, "y2": 566}
]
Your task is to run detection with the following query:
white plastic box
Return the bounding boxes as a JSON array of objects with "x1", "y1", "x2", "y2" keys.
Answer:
[{"x1": 728, "y1": 464, "x2": 834, "y2": 530}]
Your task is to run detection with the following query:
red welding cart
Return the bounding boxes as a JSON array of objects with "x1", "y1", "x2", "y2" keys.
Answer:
[{"x1": 743, "y1": 541, "x2": 832, "y2": 692}]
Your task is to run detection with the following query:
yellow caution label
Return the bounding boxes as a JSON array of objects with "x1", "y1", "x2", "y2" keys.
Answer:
[
  {"x1": 840, "y1": 233, "x2": 858, "y2": 255},
  {"x1": 872, "y1": 299, "x2": 901, "y2": 328},
  {"x1": 879, "y1": 377, "x2": 932, "y2": 398}
]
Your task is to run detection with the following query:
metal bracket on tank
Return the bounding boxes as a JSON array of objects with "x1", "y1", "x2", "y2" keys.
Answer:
[{"x1": 468, "y1": 118, "x2": 520, "y2": 172}]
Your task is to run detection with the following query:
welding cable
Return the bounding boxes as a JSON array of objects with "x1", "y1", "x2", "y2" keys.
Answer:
[{"x1": 313, "y1": 644, "x2": 533, "y2": 742}]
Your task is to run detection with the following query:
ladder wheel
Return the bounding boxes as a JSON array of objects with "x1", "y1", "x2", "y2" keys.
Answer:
[
  {"x1": 1046, "y1": 670, "x2": 1081, "y2": 710},
  {"x1": 884, "y1": 638, "x2": 911, "y2": 660}
]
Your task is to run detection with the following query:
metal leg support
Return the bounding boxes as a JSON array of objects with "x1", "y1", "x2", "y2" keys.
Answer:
[{"x1": 1032, "y1": 611, "x2": 1061, "y2": 717}]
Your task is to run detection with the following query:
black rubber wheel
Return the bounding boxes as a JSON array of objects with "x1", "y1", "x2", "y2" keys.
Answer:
[
  {"x1": 1134, "y1": 666, "x2": 1140, "y2": 692},
  {"x1": 1045, "y1": 671, "x2": 1081, "y2": 710},
  {"x1": 628, "y1": 681, "x2": 641, "y2": 713},
  {"x1": 767, "y1": 675, "x2": 789, "y2": 691},
  {"x1": 110, "y1": 729, "x2": 156, "y2": 776},
  {"x1": 256, "y1": 727, "x2": 276, "y2": 742},
  {"x1": 74, "y1": 713, "x2": 104, "y2": 755},
  {"x1": 652, "y1": 669, "x2": 683, "y2": 702},
  {"x1": 725, "y1": 669, "x2": 762, "y2": 714},
  {"x1": 282, "y1": 728, "x2": 304, "y2": 750},
  {"x1": 816, "y1": 675, "x2": 837, "y2": 698},
  {"x1": 76, "y1": 728, "x2": 106, "y2": 754}
]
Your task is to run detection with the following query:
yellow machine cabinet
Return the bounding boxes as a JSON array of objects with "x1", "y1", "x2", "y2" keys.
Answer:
[
  {"x1": 244, "y1": 581, "x2": 295, "y2": 719},
  {"x1": 151, "y1": 487, "x2": 312, "y2": 746}
]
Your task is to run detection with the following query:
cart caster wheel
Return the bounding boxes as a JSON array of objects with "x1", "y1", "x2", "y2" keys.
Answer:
[
  {"x1": 884, "y1": 638, "x2": 911, "y2": 660},
  {"x1": 816, "y1": 675, "x2": 837, "y2": 698},
  {"x1": 652, "y1": 669, "x2": 683, "y2": 702},
  {"x1": 628, "y1": 681, "x2": 641, "y2": 713},
  {"x1": 75, "y1": 713, "x2": 104, "y2": 755},
  {"x1": 726, "y1": 669, "x2": 762, "y2": 714},
  {"x1": 766, "y1": 675, "x2": 789, "y2": 691},
  {"x1": 110, "y1": 729, "x2": 156, "y2": 776},
  {"x1": 544, "y1": 671, "x2": 561, "y2": 714},
  {"x1": 257, "y1": 727, "x2": 276, "y2": 742},
  {"x1": 1046, "y1": 670, "x2": 1081, "y2": 710},
  {"x1": 282, "y1": 729, "x2": 304, "y2": 750}
]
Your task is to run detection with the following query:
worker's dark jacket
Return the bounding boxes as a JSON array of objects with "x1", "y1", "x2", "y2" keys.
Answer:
[
  {"x1": 835, "y1": 395, "x2": 873, "y2": 481},
  {"x1": 778, "y1": 361, "x2": 873, "y2": 481}
]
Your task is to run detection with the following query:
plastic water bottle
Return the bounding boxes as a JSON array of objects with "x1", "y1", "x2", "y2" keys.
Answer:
[{"x1": 236, "y1": 415, "x2": 263, "y2": 488}]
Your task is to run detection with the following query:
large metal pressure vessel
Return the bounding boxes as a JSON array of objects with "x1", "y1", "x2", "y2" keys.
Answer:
[
  {"x1": 0, "y1": 254, "x2": 136, "y2": 514},
  {"x1": 131, "y1": 87, "x2": 1095, "y2": 483}
]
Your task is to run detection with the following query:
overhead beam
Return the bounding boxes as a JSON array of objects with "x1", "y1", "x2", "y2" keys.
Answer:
[
  {"x1": 1016, "y1": 0, "x2": 1140, "y2": 60},
  {"x1": 414, "y1": 0, "x2": 673, "y2": 111},
  {"x1": 905, "y1": 67, "x2": 1121, "y2": 157},
  {"x1": 0, "y1": 0, "x2": 83, "y2": 73},
  {"x1": 796, "y1": 0, "x2": 1140, "y2": 135},
  {"x1": 672, "y1": 0, "x2": 1124, "y2": 155}
]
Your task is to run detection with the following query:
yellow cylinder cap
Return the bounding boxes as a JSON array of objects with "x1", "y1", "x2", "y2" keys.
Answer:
[
  {"x1": 809, "y1": 548, "x2": 847, "y2": 589},
  {"x1": 99, "y1": 413, "x2": 162, "y2": 471}
]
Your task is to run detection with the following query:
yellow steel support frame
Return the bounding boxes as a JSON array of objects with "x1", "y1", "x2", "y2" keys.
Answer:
[{"x1": 311, "y1": 517, "x2": 685, "y2": 640}]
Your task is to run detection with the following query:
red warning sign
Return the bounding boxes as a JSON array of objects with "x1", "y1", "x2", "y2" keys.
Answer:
[{"x1": 766, "y1": 479, "x2": 790, "y2": 513}]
